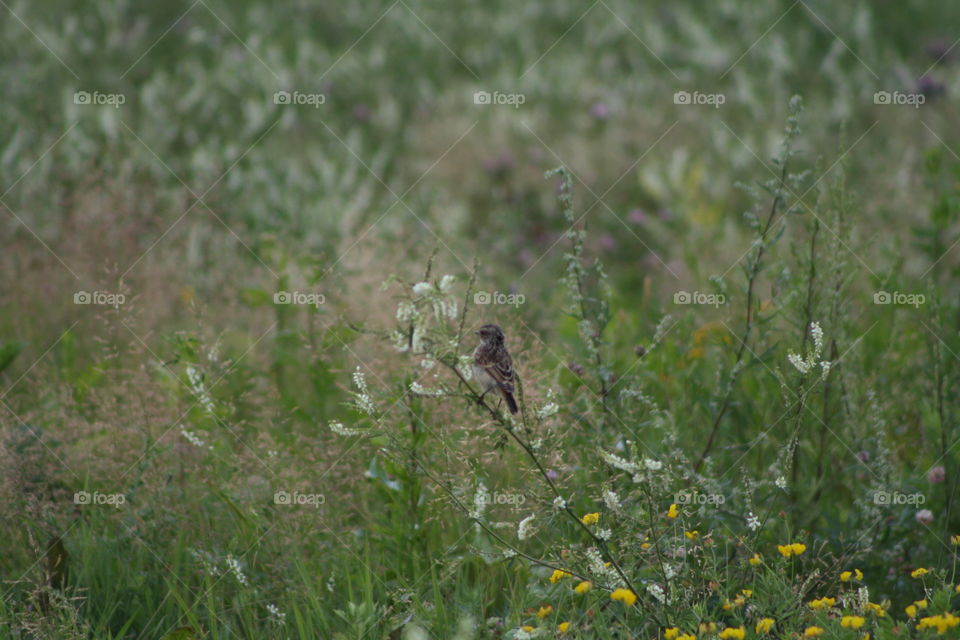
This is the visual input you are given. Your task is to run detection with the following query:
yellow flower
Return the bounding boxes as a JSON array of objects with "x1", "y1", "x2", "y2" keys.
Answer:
[
  {"x1": 537, "y1": 605, "x2": 553, "y2": 618},
  {"x1": 804, "y1": 626, "x2": 824, "y2": 637},
  {"x1": 641, "y1": 542, "x2": 652, "y2": 550},
  {"x1": 677, "y1": 635, "x2": 696, "y2": 640},
  {"x1": 549, "y1": 569, "x2": 572, "y2": 583},
  {"x1": 808, "y1": 597, "x2": 836, "y2": 610},
  {"x1": 572, "y1": 580, "x2": 592, "y2": 594},
  {"x1": 951, "y1": 534, "x2": 960, "y2": 546},
  {"x1": 956, "y1": 584, "x2": 960, "y2": 594},
  {"x1": 580, "y1": 512, "x2": 600, "y2": 525},
  {"x1": 684, "y1": 530, "x2": 699, "y2": 540},
  {"x1": 699, "y1": 622, "x2": 717, "y2": 634},
  {"x1": 917, "y1": 613, "x2": 960, "y2": 633},
  {"x1": 841, "y1": 616, "x2": 865, "y2": 629},
  {"x1": 718, "y1": 627, "x2": 745, "y2": 639},
  {"x1": 911, "y1": 567, "x2": 929, "y2": 578},
  {"x1": 664, "y1": 628, "x2": 679, "y2": 640},
  {"x1": 748, "y1": 553, "x2": 762, "y2": 566},
  {"x1": 777, "y1": 542, "x2": 807, "y2": 558},
  {"x1": 610, "y1": 588, "x2": 637, "y2": 606},
  {"x1": 557, "y1": 622, "x2": 571, "y2": 633},
  {"x1": 906, "y1": 605, "x2": 918, "y2": 618},
  {"x1": 866, "y1": 602, "x2": 886, "y2": 616},
  {"x1": 667, "y1": 503, "x2": 679, "y2": 518},
  {"x1": 521, "y1": 626, "x2": 534, "y2": 632},
  {"x1": 755, "y1": 618, "x2": 775, "y2": 634},
  {"x1": 740, "y1": 589, "x2": 752, "y2": 597}
]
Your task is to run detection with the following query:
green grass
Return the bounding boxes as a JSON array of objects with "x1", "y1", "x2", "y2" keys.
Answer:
[{"x1": 3, "y1": 0, "x2": 960, "y2": 638}]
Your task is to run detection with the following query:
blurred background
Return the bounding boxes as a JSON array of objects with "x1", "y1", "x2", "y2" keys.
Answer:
[{"x1": 2, "y1": 0, "x2": 960, "y2": 638}]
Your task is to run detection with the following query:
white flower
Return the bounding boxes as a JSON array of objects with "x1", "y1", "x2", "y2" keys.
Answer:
[
  {"x1": 536, "y1": 402, "x2": 559, "y2": 420},
  {"x1": 787, "y1": 321, "x2": 831, "y2": 379},
  {"x1": 266, "y1": 603, "x2": 286, "y2": 625},
  {"x1": 746, "y1": 512, "x2": 760, "y2": 531},
  {"x1": 603, "y1": 490, "x2": 622, "y2": 511},
  {"x1": 412, "y1": 282, "x2": 433, "y2": 297},
  {"x1": 225, "y1": 555, "x2": 249, "y2": 587},
  {"x1": 180, "y1": 427, "x2": 206, "y2": 448},
  {"x1": 600, "y1": 450, "x2": 642, "y2": 473},
  {"x1": 517, "y1": 514, "x2": 536, "y2": 541},
  {"x1": 775, "y1": 476, "x2": 787, "y2": 490},
  {"x1": 647, "y1": 583, "x2": 666, "y2": 603},
  {"x1": 396, "y1": 300, "x2": 417, "y2": 323},
  {"x1": 438, "y1": 274, "x2": 456, "y2": 293},
  {"x1": 410, "y1": 381, "x2": 443, "y2": 396},
  {"x1": 644, "y1": 458, "x2": 663, "y2": 471},
  {"x1": 596, "y1": 528, "x2": 612, "y2": 540},
  {"x1": 329, "y1": 421, "x2": 363, "y2": 437},
  {"x1": 420, "y1": 358, "x2": 435, "y2": 369},
  {"x1": 552, "y1": 495, "x2": 567, "y2": 510},
  {"x1": 352, "y1": 367, "x2": 376, "y2": 415},
  {"x1": 471, "y1": 482, "x2": 490, "y2": 520}
]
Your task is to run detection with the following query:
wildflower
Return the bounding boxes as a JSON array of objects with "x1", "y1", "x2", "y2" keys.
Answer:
[
  {"x1": 928, "y1": 466, "x2": 946, "y2": 484},
  {"x1": 574, "y1": 581, "x2": 592, "y2": 594},
  {"x1": 748, "y1": 553, "x2": 762, "y2": 566},
  {"x1": 557, "y1": 622, "x2": 570, "y2": 633},
  {"x1": 684, "y1": 530, "x2": 699, "y2": 540},
  {"x1": 266, "y1": 603, "x2": 286, "y2": 625},
  {"x1": 951, "y1": 535, "x2": 960, "y2": 546},
  {"x1": 180, "y1": 427, "x2": 209, "y2": 448},
  {"x1": 746, "y1": 512, "x2": 760, "y2": 531},
  {"x1": 718, "y1": 627, "x2": 745, "y2": 639},
  {"x1": 596, "y1": 528, "x2": 612, "y2": 540},
  {"x1": 471, "y1": 482, "x2": 490, "y2": 520},
  {"x1": 552, "y1": 495, "x2": 567, "y2": 510},
  {"x1": 699, "y1": 622, "x2": 717, "y2": 634},
  {"x1": 787, "y1": 322, "x2": 830, "y2": 378},
  {"x1": 412, "y1": 282, "x2": 433, "y2": 297},
  {"x1": 603, "y1": 490, "x2": 622, "y2": 511},
  {"x1": 664, "y1": 628, "x2": 680, "y2": 639},
  {"x1": 676, "y1": 635, "x2": 695, "y2": 640},
  {"x1": 755, "y1": 618, "x2": 775, "y2": 634},
  {"x1": 917, "y1": 613, "x2": 960, "y2": 633},
  {"x1": 808, "y1": 596, "x2": 836, "y2": 610},
  {"x1": 803, "y1": 627, "x2": 824, "y2": 637},
  {"x1": 647, "y1": 583, "x2": 666, "y2": 603},
  {"x1": 644, "y1": 458, "x2": 663, "y2": 471},
  {"x1": 328, "y1": 421, "x2": 363, "y2": 437},
  {"x1": 641, "y1": 542, "x2": 652, "y2": 550},
  {"x1": 549, "y1": 569, "x2": 571, "y2": 584},
  {"x1": 777, "y1": 542, "x2": 806, "y2": 557},
  {"x1": 581, "y1": 512, "x2": 600, "y2": 525},
  {"x1": 866, "y1": 602, "x2": 886, "y2": 616},
  {"x1": 841, "y1": 616, "x2": 865, "y2": 629},
  {"x1": 518, "y1": 514, "x2": 536, "y2": 541},
  {"x1": 915, "y1": 599, "x2": 929, "y2": 610},
  {"x1": 906, "y1": 605, "x2": 918, "y2": 618},
  {"x1": 352, "y1": 368, "x2": 376, "y2": 415},
  {"x1": 840, "y1": 568, "x2": 864, "y2": 582},
  {"x1": 775, "y1": 475, "x2": 788, "y2": 490},
  {"x1": 610, "y1": 588, "x2": 637, "y2": 606},
  {"x1": 911, "y1": 567, "x2": 929, "y2": 578},
  {"x1": 956, "y1": 584, "x2": 960, "y2": 593},
  {"x1": 667, "y1": 503, "x2": 679, "y2": 518},
  {"x1": 225, "y1": 555, "x2": 248, "y2": 587},
  {"x1": 537, "y1": 605, "x2": 553, "y2": 618},
  {"x1": 916, "y1": 509, "x2": 934, "y2": 525}
]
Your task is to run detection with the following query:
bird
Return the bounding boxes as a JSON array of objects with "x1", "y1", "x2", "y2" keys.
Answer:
[{"x1": 473, "y1": 323, "x2": 519, "y2": 414}]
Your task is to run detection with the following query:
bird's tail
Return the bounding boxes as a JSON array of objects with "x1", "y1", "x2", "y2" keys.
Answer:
[{"x1": 504, "y1": 390, "x2": 519, "y2": 414}]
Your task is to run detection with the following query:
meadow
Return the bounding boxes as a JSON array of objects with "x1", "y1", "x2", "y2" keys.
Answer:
[{"x1": 2, "y1": 1, "x2": 960, "y2": 638}]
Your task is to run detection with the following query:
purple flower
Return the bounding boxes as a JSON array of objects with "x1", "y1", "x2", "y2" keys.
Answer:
[
  {"x1": 590, "y1": 102, "x2": 611, "y2": 120},
  {"x1": 917, "y1": 75, "x2": 946, "y2": 99},
  {"x1": 598, "y1": 233, "x2": 616, "y2": 252},
  {"x1": 628, "y1": 208, "x2": 648, "y2": 224},
  {"x1": 352, "y1": 104, "x2": 372, "y2": 122},
  {"x1": 928, "y1": 466, "x2": 946, "y2": 484}
]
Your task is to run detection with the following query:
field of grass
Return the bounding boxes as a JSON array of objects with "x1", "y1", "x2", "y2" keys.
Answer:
[{"x1": 3, "y1": 1, "x2": 960, "y2": 638}]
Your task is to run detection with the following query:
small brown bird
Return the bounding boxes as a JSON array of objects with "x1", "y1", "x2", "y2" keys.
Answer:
[{"x1": 473, "y1": 324, "x2": 519, "y2": 414}]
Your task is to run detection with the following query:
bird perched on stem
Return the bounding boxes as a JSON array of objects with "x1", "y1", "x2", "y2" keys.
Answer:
[{"x1": 473, "y1": 324, "x2": 519, "y2": 414}]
